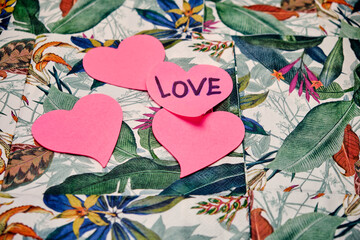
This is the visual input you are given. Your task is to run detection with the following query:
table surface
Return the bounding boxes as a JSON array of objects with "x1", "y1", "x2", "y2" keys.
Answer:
[{"x1": 0, "y1": 0, "x2": 360, "y2": 239}]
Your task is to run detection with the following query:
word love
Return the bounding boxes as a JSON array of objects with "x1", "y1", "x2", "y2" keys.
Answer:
[
  {"x1": 155, "y1": 76, "x2": 221, "y2": 98},
  {"x1": 147, "y1": 62, "x2": 233, "y2": 117}
]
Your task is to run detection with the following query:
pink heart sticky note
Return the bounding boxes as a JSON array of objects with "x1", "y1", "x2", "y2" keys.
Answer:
[
  {"x1": 152, "y1": 109, "x2": 245, "y2": 178},
  {"x1": 83, "y1": 35, "x2": 165, "y2": 90},
  {"x1": 146, "y1": 62, "x2": 233, "y2": 117},
  {"x1": 32, "y1": 94, "x2": 123, "y2": 167}
]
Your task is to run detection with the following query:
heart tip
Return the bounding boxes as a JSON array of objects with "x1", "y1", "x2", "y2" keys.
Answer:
[
  {"x1": 94, "y1": 157, "x2": 109, "y2": 168},
  {"x1": 180, "y1": 170, "x2": 196, "y2": 178}
]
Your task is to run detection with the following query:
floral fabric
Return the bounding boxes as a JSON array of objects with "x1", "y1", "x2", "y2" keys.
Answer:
[{"x1": 0, "y1": 0, "x2": 359, "y2": 239}]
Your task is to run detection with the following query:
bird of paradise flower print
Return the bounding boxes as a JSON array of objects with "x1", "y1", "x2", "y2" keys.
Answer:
[
  {"x1": 44, "y1": 195, "x2": 184, "y2": 239},
  {"x1": 0, "y1": 0, "x2": 14, "y2": 15},
  {"x1": 271, "y1": 56, "x2": 322, "y2": 103},
  {"x1": 0, "y1": 0, "x2": 15, "y2": 32},
  {"x1": 167, "y1": 0, "x2": 203, "y2": 32},
  {"x1": 52, "y1": 195, "x2": 108, "y2": 239},
  {"x1": 136, "y1": 0, "x2": 203, "y2": 39}
]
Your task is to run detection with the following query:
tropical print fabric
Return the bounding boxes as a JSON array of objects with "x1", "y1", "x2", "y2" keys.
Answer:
[{"x1": 0, "y1": 0, "x2": 359, "y2": 239}]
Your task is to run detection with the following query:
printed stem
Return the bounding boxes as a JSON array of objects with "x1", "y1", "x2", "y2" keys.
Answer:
[
  {"x1": 343, "y1": 87, "x2": 354, "y2": 93},
  {"x1": 329, "y1": 204, "x2": 343, "y2": 216},
  {"x1": 148, "y1": 126, "x2": 159, "y2": 160},
  {"x1": 0, "y1": 92, "x2": 10, "y2": 113},
  {"x1": 335, "y1": 217, "x2": 360, "y2": 238}
]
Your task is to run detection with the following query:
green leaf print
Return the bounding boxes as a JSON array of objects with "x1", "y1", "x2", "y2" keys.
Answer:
[
  {"x1": 121, "y1": 218, "x2": 161, "y2": 240},
  {"x1": 113, "y1": 122, "x2": 138, "y2": 163},
  {"x1": 215, "y1": 2, "x2": 294, "y2": 35},
  {"x1": 152, "y1": 219, "x2": 212, "y2": 240},
  {"x1": 240, "y1": 92, "x2": 269, "y2": 110},
  {"x1": 160, "y1": 163, "x2": 245, "y2": 195},
  {"x1": 138, "y1": 126, "x2": 162, "y2": 151},
  {"x1": 319, "y1": 38, "x2": 344, "y2": 87},
  {"x1": 123, "y1": 196, "x2": 185, "y2": 214},
  {"x1": 238, "y1": 73, "x2": 251, "y2": 92},
  {"x1": 340, "y1": 21, "x2": 360, "y2": 39},
  {"x1": 238, "y1": 35, "x2": 325, "y2": 51},
  {"x1": 354, "y1": 65, "x2": 360, "y2": 107},
  {"x1": 315, "y1": 82, "x2": 344, "y2": 100},
  {"x1": 353, "y1": 63, "x2": 360, "y2": 93},
  {"x1": 13, "y1": 0, "x2": 49, "y2": 34},
  {"x1": 90, "y1": 79, "x2": 105, "y2": 90},
  {"x1": 353, "y1": 89, "x2": 360, "y2": 107},
  {"x1": 204, "y1": 4, "x2": 216, "y2": 21},
  {"x1": 43, "y1": 86, "x2": 79, "y2": 113},
  {"x1": 350, "y1": 39, "x2": 360, "y2": 61},
  {"x1": 45, "y1": 157, "x2": 180, "y2": 194},
  {"x1": 268, "y1": 101, "x2": 360, "y2": 172},
  {"x1": 232, "y1": 37, "x2": 298, "y2": 88},
  {"x1": 267, "y1": 213, "x2": 344, "y2": 240},
  {"x1": 48, "y1": 0, "x2": 125, "y2": 34}
]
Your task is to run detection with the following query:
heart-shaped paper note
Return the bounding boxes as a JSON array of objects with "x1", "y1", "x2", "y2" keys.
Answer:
[
  {"x1": 83, "y1": 35, "x2": 165, "y2": 90},
  {"x1": 32, "y1": 94, "x2": 123, "y2": 167},
  {"x1": 152, "y1": 109, "x2": 245, "y2": 177},
  {"x1": 146, "y1": 62, "x2": 233, "y2": 117}
]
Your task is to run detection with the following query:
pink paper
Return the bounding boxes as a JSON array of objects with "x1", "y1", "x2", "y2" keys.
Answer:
[
  {"x1": 152, "y1": 109, "x2": 245, "y2": 178},
  {"x1": 32, "y1": 94, "x2": 122, "y2": 167},
  {"x1": 83, "y1": 35, "x2": 165, "y2": 91},
  {"x1": 146, "y1": 62, "x2": 233, "y2": 117}
]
